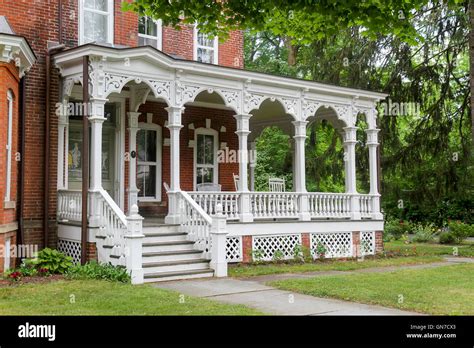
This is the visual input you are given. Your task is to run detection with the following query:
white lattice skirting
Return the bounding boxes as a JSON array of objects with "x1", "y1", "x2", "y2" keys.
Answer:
[
  {"x1": 361, "y1": 231, "x2": 376, "y2": 256},
  {"x1": 252, "y1": 234, "x2": 302, "y2": 261},
  {"x1": 57, "y1": 238, "x2": 81, "y2": 264},
  {"x1": 226, "y1": 236, "x2": 243, "y2": 263},
  {"x1": 310, "y1": 232, "x2": 353, "y2": 258}
]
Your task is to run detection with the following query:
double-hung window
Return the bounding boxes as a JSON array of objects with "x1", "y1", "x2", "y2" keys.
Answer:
[
  {"x1": 137, "y1": 125, "x2": 161, "y2": 201},
  {"x1": 195, "y1": 129, "x2": 218, "y2": 188},
  {"x1": 5, "y1": 90, "x2": 13, "y2": 202},
  {"x1": 194, "y1": 26, "x2": 218, "y2": 64},
  {"x1": 138, "y1": 17, "x2": 162, "y2": 50},
  {"x1": 79, "y1": 0, "x2": 114, "y2": 44}
]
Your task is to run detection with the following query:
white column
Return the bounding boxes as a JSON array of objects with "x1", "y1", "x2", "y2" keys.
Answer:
[
  {"x1": 292, "y1": 120, "x2": 310, "y2": 221},
  {"x1": 210, "y1": 203, "x2": 228, "y2": 277},
  {"x1": 343, "y1": 126, "x2": 361, "y2": 220},
  {"x1": 234, "y1": 114, "x2": 253, "y2": 222},
  {"x1": 88, "y1": 98, "x2": 107, "y2": 227},
  {"x1": 366, "y1": 128, "x2": 383, "y2": 219},
  {"x1": 127, "y1": 112, "x2": 141, "y2": 214},
  {"x1": 165, "y1": 106, "x2": 184, "y2": 224},
  {"x1": 249, "y1": 141, "x2": 256, "y2": 191},
  {"x1": 57, "y1": 101, "x2": 68, "y2": 189}
]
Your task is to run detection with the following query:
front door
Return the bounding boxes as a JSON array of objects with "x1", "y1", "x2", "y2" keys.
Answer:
[{"x1": 67, "y1": 103, "x2": 119, "y2": 202}]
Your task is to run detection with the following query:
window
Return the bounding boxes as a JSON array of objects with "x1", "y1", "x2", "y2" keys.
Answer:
[
  {"x1": 79, "y1": 0, "x2": 114, "y2": 45},
  {"x1": 138, "y1": 17, "x2": 162, "y2": 50},
  {"x1": 137, "y1": 124, "x2": 161, "y2": 201},
  {"x1": 5, "y1": 90, "x2": 13, "y2": 202},
  {"x1": 194, "y1": 26, "x2": 218, "y2": 64},
  {"x1": 194, "y1": 129, "x2": 218, "y2": 188}
]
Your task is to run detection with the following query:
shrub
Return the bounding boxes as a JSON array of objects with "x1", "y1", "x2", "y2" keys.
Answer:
[
  {"x1": 411, "y1": 224, "x2": 436, "y2": 243},
  {"x1": 316, "y1": 242, "x2": 326, "y2": 259},
  {"x1": 32, "y1": 248, "x2": 73, "y2": 274},
  {"x1": 252, "y1": 249, "x2": 265, "y2": 263},
  {"x1": 18, "y1": 259, "x2": 38, "y2": 277},
  {"x1": 439, "y1": 232, "x2": 456, "y2": 245},
  {"x1": 66, "y1": 261, "x2": 130, "y2": 283},
  {"x1": 448, "y1": 222, "x2": 474, "y2": 244},
  {"x1": 272, "y1": 250, "x2": 284, "y2": 262},
  {"x1": 384, "y1": 219, "x2": 409, "y2": 240}
]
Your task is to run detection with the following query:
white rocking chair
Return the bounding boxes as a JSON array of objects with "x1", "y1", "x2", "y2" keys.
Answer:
[
  {"x1": 233, "y1": 173, "x2": 240, "y2": 191},
  {"x1": 268, "y1": 177, "x2": 285, "y2": 192}
]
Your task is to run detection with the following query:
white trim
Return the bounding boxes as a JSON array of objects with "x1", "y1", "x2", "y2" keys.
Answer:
[
  {"x1": 78, "y1": 0, "x2": 114, "y2": 45},
  {"x1": 5, "y1": 90, "x2": 13, "y2": 202},
  {"x1": 138, "y1": 17, "x2": 162, "y2": 50},
  {"x1": 137, "y1": 122, "x2": 162, "y2": 202},
  {"x1": 194, "y1": 127, "x2": 219, "y2": 190},
  {"x1": 108, "y1": 96, "x2": 126, "y2": 209},
  {"x1": 193, "y1": 25, "x2": 219, "y2": 65}
]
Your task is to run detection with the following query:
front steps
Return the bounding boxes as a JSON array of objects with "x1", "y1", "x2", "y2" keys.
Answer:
[{"x1": 142, "y1": 223, "x2": 214, "y2": 282}]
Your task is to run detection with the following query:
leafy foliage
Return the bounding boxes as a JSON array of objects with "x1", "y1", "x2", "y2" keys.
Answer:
[
  {"x1": 66, "y1": 261, "x2": 131, "y2": 283},
  {"x1": 411, "y1": 224, "x2": 437, "y2": 243},
  {"x1": 32, "y1": 248, "x2": 73, "y2": 274}
]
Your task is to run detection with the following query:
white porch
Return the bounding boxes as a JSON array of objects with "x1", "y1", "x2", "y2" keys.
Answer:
[{"x1": 53, "y1": 44, "x2": 386, "y2": 284}]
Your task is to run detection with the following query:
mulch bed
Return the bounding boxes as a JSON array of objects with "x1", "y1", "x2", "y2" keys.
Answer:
[{"x1": 0, "y1": 275, "x2": 65, "y2": 288}]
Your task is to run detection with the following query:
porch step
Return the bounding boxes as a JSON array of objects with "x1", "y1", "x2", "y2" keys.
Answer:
[
  {"x1": 143, "y1": 269, "x2": 214, "y2": 283},
  {"x1": 142, "y1": 259, "x2": 211, "y2": 273},
  {"x1": 143, "y1": 232, "x2": 188, "y2": 243},
  {"x1": 142, "y1": 249, "x2": 204, "y2": 262},
  {"x1": 143, "y1": 240, "x2": 195, "y2": 252}
]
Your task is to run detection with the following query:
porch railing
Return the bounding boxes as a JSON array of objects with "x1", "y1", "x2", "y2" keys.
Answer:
[
  {"x1": 187, "y1": 191, "x2": 379, "y2": 221},
  {"x1": 188, "y1": 192, "x2": 240, "y2": 220},
  {"x1": 57, "y1": 189, "x2": 83, "y2": 222},
  {"x1": 250, "y1": 192, "x2": 299, "y2": 219},
  {"x1": 176, "y1": 191, "x2": 213, "y2": 257},
  {"x1": 307, "y1": 192, "x2": 351, "y2": 219}
]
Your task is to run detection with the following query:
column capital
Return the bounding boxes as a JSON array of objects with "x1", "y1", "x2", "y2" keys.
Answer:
[
  {"x1": 127, "y1": 111, "x2": 141, "y2": 129},
  {"x1": 292, "y1": 120, "x2": 308, "y2": 138},
  {"x1": 343, "y1": 126, "x2": 358, "y2": 144},
  {"x1": 165, "y1": 106, "x2": 184, "y2": 128},
  {"x1": 88, "y1": 97, "x2": 108, "y2": 122},
  {"x1": 234, "y1": 114, "x2": 252, "y2": 133},
  {"x1": 365, "y1": 128, "x2": 380, "y2": 145}
]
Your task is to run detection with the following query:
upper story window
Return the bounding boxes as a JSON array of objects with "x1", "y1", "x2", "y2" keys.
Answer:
[
  {"x1": 79, "y1": 0, "x2": 114, "y2": 45},
  {"x1": 138, "y1": 17, "x2": 162, "y2": 50},
  {"x1": 194, "y1": 26, "x2": 218, "y2": 64}
]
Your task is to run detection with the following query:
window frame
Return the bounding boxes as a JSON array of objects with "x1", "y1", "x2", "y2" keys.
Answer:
[
  {"x1": 137, "y1": 122, "x2": 162, "y2": 202},
  {"x1": 78, "y1": 0, "x2": 114, "y2": 45},
  {"x1": 5, "y1": 90, "x2": 13, "y2": 203},
  {"x1": 193, "y1": 25, "x2": 219, "y2": 65},
  {"x1": 194, "y1": 128, "x2": 219, "y2": 190},
  {"x1": 138, "y1": 17, "x2": 162, "y2": 50}
]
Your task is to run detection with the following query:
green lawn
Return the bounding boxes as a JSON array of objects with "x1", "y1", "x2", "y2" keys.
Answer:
[
  {"x1": 229, "y1": 255, "x2": 442, "y2": 277},
  {"x1": 270, "y1": 263, "x2": 474, "y2": 315},
  {"x1": 385, "y1": 240, "x2": 474, "y2": 257},
  {"x1": 0, "y1": 279, "x2": 262, "y2": 315}
]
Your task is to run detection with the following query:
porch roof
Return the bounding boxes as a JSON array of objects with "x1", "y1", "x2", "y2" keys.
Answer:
[{"x1": 53, "y1": 43, "x2": 387, "y2": 128}]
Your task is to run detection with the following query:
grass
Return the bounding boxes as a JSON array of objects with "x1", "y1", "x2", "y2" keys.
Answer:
[
  {"x1": 385, "y1": 240, "x2": 474, "y2": 257},
  {"x1": 229, "y1": 255, "x2": 442, "y2": 277},
  {"x1": 269, "y1": 263, "x2": 474, "y2": 315},
  {"x1": 0, "y1": 279, "x2": 262, "y2": 315}
]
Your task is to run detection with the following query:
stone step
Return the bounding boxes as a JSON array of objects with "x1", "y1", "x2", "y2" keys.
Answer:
[
  {"x1": 142, "y1": 240, "x2": 195, "y2": 252},
  {"x1": 142, "y1": 224, "x2": 182, "y2": 234},
  {"x1": 143, "y1": 269, "x2": 214, "y2": 283},
  {"x1": 142, "y1": 249, "x2": 203, "y2": 262},
  {"x1": 142, "y1": 259, "x2": 210, "y2": 273},
  {"x1": 143, "y1": 232, "x2": 188, "y2": 243}
]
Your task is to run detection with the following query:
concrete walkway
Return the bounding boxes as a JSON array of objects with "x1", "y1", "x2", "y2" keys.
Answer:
[{"x1": 153, "y1": 256, "x2": 473, "y2": 315}]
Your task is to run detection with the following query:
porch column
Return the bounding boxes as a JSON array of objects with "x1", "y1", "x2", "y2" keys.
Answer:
[
  {"x1": 343, "y1": 126, "x2": 361, "y2": 220},
  {"x1": 234, "y1": 114, "x2": 253, "y2": 222},
  {"x1": 88, "y1": 98, "x2": 107, "y2": 227},
  {"x1": 292, "y1": 120, "x2": 310, "y2": 221},
  {"x1": 165, "y1": 106, "x2": 184, "y2": 224},
  {"x1": 249, "y1": 141, "x2": 256, "y2": 191},
  {"x1": 127, "y1": 112, "x2": 141, "y2": 214},
  {"x1": 366, "y1": 128, "x2": 383, "y2": 219},
  {"x1": 57, "y1": 100, "x2": 68, "y2": 189}
]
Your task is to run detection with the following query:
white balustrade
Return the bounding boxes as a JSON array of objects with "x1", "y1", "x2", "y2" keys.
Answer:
[
  {"x1": 358, "y1": 194, "x2": 373, "y2": 218},
  {"x1": 57, "y1": 190, "x2": 83, "y2": 222},
  {"x1": 189, "y1": 192, "x2": 240, "y2": 220},
  {"x1": 250, "y1": 192, "x2": 299, "y2": 219},
  {"x1": 177, "y1": 191, "x2": 213, "y2": 257},
  {"x1": 307, "y1": 193, "x2": 351, "y2": 218}
]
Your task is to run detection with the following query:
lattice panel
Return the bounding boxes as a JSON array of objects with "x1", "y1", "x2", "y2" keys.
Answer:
[
  {"x1": 57, "y1": 239, "x2": 81, "y2": 264},
  {"x1": 252, "y1": 234, "x2": 301, "y2": 261},
  {"x1": 361, "y1": 231, "x2": 375, "y2": 255},
  {"x1": 310, "y1": 232, "x2": 353, "y2": 258},
  {"x1": 226, "y1": 237, "x2": 242, "y2": 263}
]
